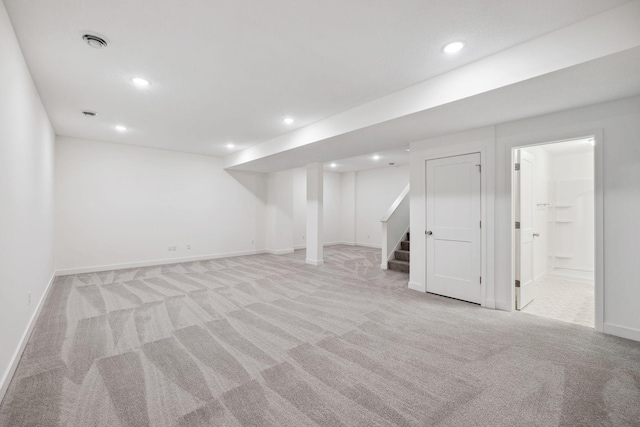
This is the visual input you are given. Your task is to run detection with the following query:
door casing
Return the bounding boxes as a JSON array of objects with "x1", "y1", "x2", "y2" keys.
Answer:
[{"x1": 509, "y1": 133, "x2": 603, "y2": 331}]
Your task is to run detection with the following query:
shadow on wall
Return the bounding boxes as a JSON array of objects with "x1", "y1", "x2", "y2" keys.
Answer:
[{"x1": 226, "y1": 170, "x2": 268, "y2": 204}]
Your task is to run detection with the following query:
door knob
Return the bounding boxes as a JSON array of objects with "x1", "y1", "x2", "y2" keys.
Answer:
[{"x1": 426, "y1": 231, "x2": 433, "y2": 236}]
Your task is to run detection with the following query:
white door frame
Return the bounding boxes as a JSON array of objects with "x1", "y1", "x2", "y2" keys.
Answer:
[
  {"x1": 422, "y1": 149, "x2": 488, "y2": 307},
  {"x1": 508, "y1": 131, "x2": 604, "y2": 332}
]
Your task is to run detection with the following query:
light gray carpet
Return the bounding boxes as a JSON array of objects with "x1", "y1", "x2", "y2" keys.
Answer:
[{"x1": 1, "y1": 246, "x2": 639, "y2": 426}]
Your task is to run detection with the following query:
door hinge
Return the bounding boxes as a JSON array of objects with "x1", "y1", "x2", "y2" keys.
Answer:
[
  {"x1": 480, "y1": 276, "x2": 482, "y2": 284},
  {"x1": 515, "y1": 163, "x2": 520, "y2": 171},
  {"x1": 515, "y1": 279, "x2": 520, "y2": 288},
  {"x1": 479, "y1": 220, "x2": 482, "y2": 228},
  {"x1": 476, "y1": 164, "x2": 481, "y2": 173},
  {"x1": 515, "y1": 221, "x2": 520, "y2": 229}
]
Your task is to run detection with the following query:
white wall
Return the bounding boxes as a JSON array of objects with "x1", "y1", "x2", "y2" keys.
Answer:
[
  {"x1": 292, "y1": 168, "x2": 306, "y2": 248},
  {"x1": 323, "y1": 171, "x2": 342, "y2": 244},
  {"x1": 266, "y1": 169, "x2": 294, "y2": 254},
  {"x1": 291, "y1": 168, "x2": 346, "y2": 248},
  {"x1": 409, "y1": 95, "x2": 640, "y2": 341},
  {"x1": 340, "y1": 172, "x2": 356, "y2": 245},
  {"x1": 55, "y1": 137, "x2": 268, "y2": 272},
  {"x1": 354, "y1": 165, "x2": 410, "y2": 248},
  {"x1": 0, "y1": 2, "x2": 55, "y2": 397}
]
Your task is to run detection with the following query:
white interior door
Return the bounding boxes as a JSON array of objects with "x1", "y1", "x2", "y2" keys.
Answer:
[
  {"x1": 516, "y1": 150, "x2": 536, "y2": 310},
  {"x1": 426, "y1": 153, "x2": 481, "y2": 304}
]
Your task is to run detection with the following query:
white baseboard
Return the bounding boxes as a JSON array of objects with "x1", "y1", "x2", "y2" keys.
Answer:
[
  {"x1": 0, "y1": 272, "x2": 56, "y2": 403},
  {"x1": 294, "y1": 242, "x2": 352, "y2": 250},
  {"x1": 408, "y1": 281, "x2": 425, "y2": 292},
  {"x1": 381, "y1": 263, "x2": 388, "y2": 270},
  {"x1": 55, "y1": 249, "x2": 268, "y2": 276},
  {"x1": 265, "y1": 248, "x2": 294, "y2": 255},
  {"x1": 603, "y1": 323, "x2": 640, "y2": 342},
  {"x1": 548, "y1": 268, "x2": 594, "y2": 284},
  {"x1": 355, "y1": 242, "x2": 381, "y2": 249},
  {"x1": 306, "y1": 259, "x2": 324, "y2": 266},
  {"x1": 484, "y1": 299, "x2": 496, "y2": 309},
  {"x1": 494, "y1": 299, "x2": 512, "y2": 311}
]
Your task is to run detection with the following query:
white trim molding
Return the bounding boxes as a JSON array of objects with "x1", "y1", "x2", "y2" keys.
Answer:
[
  {"x1": 506, "y1": 129, "x2": 604, "y2": 331},
  {"x1": 0, "y1": 273, "x2": 56, "y2": 402},
  {"x1": 603, "y1": 323, "x2": 640, "y2": 342},
  {"x1": 355, "y1": 242, "x2": 382, "y2": 249},
  {"x1": 56, "y1": 249, "x2": 268, "y2": 276},
  {"x1": 408, "y1": 281, "x2": 426, "y2": 292}
]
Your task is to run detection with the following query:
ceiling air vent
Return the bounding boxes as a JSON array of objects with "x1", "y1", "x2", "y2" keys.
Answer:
[
  {"x1": 82, "y1": 110, "x2": 97, "y2": 117},
  {"x1": 82, "y1": 34, "x2": 108, "y2": 48}
]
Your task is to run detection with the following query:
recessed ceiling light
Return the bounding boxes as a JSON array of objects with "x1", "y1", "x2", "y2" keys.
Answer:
[
  {"x1": 115, "y1": 125, "x2": 127, "y2": 132},
  {"x1": 330, "y1": 163, "x2": 337, "y2": 168},
  {"x1": 283, "y1": 117, "x2": 294, "y2": 125},
  {"x1": 82, "y1": 33, "x2": 108, "y2": 49},
  {"x1": 131, "y1": 77, "x2": 150, "y2": 87},
  {"x1": 373, "y1": 155, "x2": 381, "y2": 160},
  {"x1": 443, "y1": 41, "x2": 465, "y2": 54},
  {"x1": 226, "y1": 143, "x2": 235, "y2": 149}
]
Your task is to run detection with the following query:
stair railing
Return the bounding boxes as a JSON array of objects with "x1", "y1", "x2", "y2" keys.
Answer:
[{"x1": 380, "y1": 184, "x2": 410, "y2": 269}]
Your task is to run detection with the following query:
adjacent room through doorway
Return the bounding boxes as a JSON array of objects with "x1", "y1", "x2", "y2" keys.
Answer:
[{"x1": 514, "y1": 138, "x2": 595, "y2": 327}]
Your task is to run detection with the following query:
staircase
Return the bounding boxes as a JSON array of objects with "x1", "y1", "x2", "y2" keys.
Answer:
[{"x1": 388, "y1": 232, "x2": 410, "y2": 273}]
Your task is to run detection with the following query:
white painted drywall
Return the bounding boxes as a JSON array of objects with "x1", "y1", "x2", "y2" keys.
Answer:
[
  {"x1": 292, "y1": 168, "x2": 344, "y2": 248},
  {"x1": 266, "y1": 169, "x2": 294, "y2": 254},
  {"x1": 0, "y1": 2, "x2": 55, "y2": 397},
  {"x1": 355, "y1": 165, "x2": 410, "y2": 248},
  {"x1": 410, "y1": 95, "x2": 640, "y2": 341},
  {"x1": 292, "y1": 168, "x2": 306, "y2": 248},
  {"x1": 323, "y1": 171, "x2": 342, "y2": 244},
  {"x1": 55, "y1": 137, "x2": 268, "y2": 272},
  {"x1": 340, "y1": 172, "x2": 356, "y2": 245}
]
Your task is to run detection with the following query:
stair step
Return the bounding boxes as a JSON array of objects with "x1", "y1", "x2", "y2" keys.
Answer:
[
  {"x1": 400, "y1": 241, "x2": 410, "y2": 251},
  {"x1": 394, "y1": 249, "x2": 410, "y2": 262},
  {"x1": 388, "y1": 259, "x2": 410, "y2": 273}
]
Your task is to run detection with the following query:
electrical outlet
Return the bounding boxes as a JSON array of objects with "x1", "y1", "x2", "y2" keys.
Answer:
[
  {"x1": 186, "y1": 244, "x2": 191, "y2": 250},
  {"x1": 251, "y1": 239, "x2": 254, "y2": 244},
  {"x1": 367, "y1": 234, "x2": 370, "y2": 239},
  {"x1": 28, "y1": 292, "x2": 31, "y2": 306}
]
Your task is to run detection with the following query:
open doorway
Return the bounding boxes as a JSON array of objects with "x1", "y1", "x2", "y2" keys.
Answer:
[{"x1": 514, "y1": 137, "x2": 595, "y2": 327}]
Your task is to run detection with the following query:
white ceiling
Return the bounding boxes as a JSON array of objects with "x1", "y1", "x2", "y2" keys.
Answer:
[
  {"x1": 4, "y1": 0, "x2": 633, "y2": 167},
  {"x1": 325, "y1": 148, "x2": 410, "y2": 172},
  {"x1": 223, "y1": 44, "x2": 640, "y2": 172},
  {"x1": 538, "y1": 138, "x2": 595, "y2": 156}
]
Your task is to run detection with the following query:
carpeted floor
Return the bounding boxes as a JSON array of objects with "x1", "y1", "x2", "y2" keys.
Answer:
[{"x1": 1, "y1": 246, "x2": 639, "y2": 426}]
